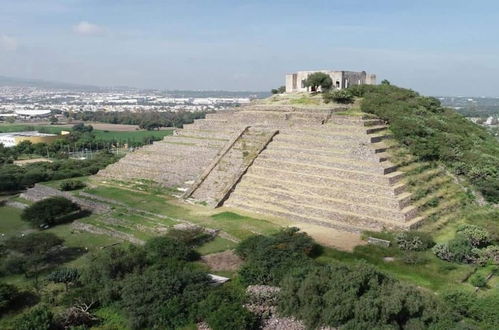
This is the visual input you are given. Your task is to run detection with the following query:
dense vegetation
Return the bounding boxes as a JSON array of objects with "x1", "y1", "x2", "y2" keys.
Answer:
[
  {"x1": 21, "y1": 197, "x2": 82, "y2": 227},
  {"x1": 0, "y1": 150, "x2": 118, "y2": 192},
  {"x1": 71, "y1": 110, "x2": 208, "y2": 130},
  {"x1": 346, "y1": 84, "x2": 499, "y2": 203},
  {"x1": 0, "y1": 229, "x2": 255, "y2": 330}
]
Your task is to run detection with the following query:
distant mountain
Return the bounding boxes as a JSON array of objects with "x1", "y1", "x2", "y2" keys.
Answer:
[
  {"x1": 0, "y1": 75, "x2": 270, "y2": 97},
  {"x1": 0, "y1": 75, "x2": 105, "y2": 91}
]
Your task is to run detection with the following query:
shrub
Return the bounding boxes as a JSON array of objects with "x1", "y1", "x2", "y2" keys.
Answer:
[
  {"x1": 396, "y1": 231, "x2": 434, "y2": 251},
  {"x1": 457, "y1": 224, "x2": 490, "y2": 247},
  {"x1": 200, "y1": 286, "x2": 258, "y2": 330},
  {"x1": 144, "y1": 236, "x2": 198, "y2": 262},
  {"x1": 236, "y1": 227, "x2": 317, "y2": 285},
  {"x1": 59, "y1": 180, "x2": 86, "y2": 191},
  {"x1": 360, "y1": 84, "x2": 499, "y2": 203},
  {"x1": 21, "y1": 196, "x2": 81, "y2": 227},
  {"x1": 0, "y1": 282, "x2": 19, "y2": 314},
  {"x1": 474, "y1": 245, "x2": 499, "y2": 265},
  {"x1": 432, "y1": 243, "x2": 454, "y2": 262},
  {"x1": 165, "y1": 227, "x2": 213, "y2": 247},
  {"x1": 401, "y1": 251, "x2": 427, "y2": 264},
  {"x1": 278, "y1": 262, "x2": 454, "y2": 329},
  {"x1": 323, "y1": 89, "x2": 354, "y2": 104},
  {"x1": 469, "y1": 273, "x2": 487, "y2": 288},
  {"x1": 13, "y1": 305, "x2": 55, "y2": 330}
]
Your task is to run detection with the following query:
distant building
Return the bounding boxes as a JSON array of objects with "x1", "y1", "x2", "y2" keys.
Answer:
[
  {"x1": 0, "y1": 131, "x2": 65, "y2": 147},
  {"x1": 285, "y1": 70, "x2": 376, "y2": 93}
]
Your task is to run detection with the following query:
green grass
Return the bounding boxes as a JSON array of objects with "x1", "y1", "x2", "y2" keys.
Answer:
[
  {"x1": 0, "y1": 123, "x2": 173, "y2": 142},
  {"x1": 196, "y1": 236, "x2": 238, "y2": 255},
  {"x1": 92, "y1": 129, "x2": 173, "y2": 142},
  {"x1": 39, "y1": 176, "x2": 90, "y2": 190},
  {"x1": 0, "y1": 206, "x2": 31, "y2": 236},
  {"x1": 83, "y1": 185, "x2": 281, "y2": 240},
  {"x1": 317, "y1": 245, "x2": 474, "y2": 292}
]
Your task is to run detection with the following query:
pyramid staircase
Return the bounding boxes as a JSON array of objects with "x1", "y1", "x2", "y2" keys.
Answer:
[{"x1": 98, "y1": 104, "x2": 425, "y2": 232}]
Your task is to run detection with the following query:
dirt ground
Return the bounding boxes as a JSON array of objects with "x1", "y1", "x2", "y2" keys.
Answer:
[
  {"x1": 293, "y1": 223, "x2": 365, "y2": 252},
  {"x1": 201, "y1": 250, "x2": 243, "y2": 271}
]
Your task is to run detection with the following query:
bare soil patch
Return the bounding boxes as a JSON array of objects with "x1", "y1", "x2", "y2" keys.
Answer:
[
  {"x1": 201, "y1": 249, "x2": 243, "y2": 271},
  {"x1": 293, "y1": 223, "x2": 365, "y2": 252}
]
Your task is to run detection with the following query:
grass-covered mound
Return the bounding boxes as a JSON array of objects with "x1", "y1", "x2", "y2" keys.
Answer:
[{"x1": 351, "y1": 84, "x2": 499, "y2": 203}]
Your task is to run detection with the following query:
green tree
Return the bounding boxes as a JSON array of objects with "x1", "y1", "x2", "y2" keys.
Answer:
[
  {"x1": 21, "y1": 196, "x2": 81, "y2": 227},
  {"x1": 271, "y1": 85, "x2": 286, "y2": 94},
  {"x1": 323, "y1": 89, "x2": 354, "y2": 104},
  {"x1": 47, "y1": 268, "x2": 80, "y2": 291},
  {"x1": 0, "y1": 282, "x2": 19, "y2": 314},
  {"x1": 13, "y1": 305, "x2": 55, "y2": 330},
  {"x1": 304, "y1": 72, "x2": 333, "y2": 92},
  {"x1": 381, "y1": 79, "x2": 391, "y2": 85}
]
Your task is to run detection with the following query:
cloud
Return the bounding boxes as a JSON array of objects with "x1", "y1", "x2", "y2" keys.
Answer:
[
  {"x1": 73, "y1": 21, "x2": 105, "y2": 36},
  {"x1": 0, "y1": 34, "x2": 18, "y2": 51}
]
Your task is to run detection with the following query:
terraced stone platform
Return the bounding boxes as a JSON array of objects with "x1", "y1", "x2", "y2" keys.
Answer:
[{"x1": 98, "y1": 104, "x2": 424, "y2": 232}]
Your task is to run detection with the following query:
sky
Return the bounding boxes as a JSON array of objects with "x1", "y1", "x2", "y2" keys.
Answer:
[{"x1": 0, "y1": 0, "x2": 498, "y2": 96}]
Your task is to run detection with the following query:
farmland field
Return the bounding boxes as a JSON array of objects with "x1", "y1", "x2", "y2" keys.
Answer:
[{"x1": 0, "y1": 123, "x2": 174, "y2": 142}]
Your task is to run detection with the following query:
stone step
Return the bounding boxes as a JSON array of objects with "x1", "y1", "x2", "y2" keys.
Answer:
[
  {"x1": 240, "y1": 169, "x2": 405, "y2": 200},
  {"x1": 256, "y1": 152, "x2": 398, "y2": 175},
  {"x1": 225, "y1": 193, "x2": 414, "y2": 232},
  {"x1": 229, "y1": 184, "x2": 418, "y2": 221},
  {"x1": 277, "y1": 128, "x2": 390, "y2": 143},
  {"x1": 235, "y1": 174, "x2": 411, "y2": 209},
  {"x1": 177, "y1": 128, "x2": 237, "y2": 140},
  {"x1": 274, "y1": 130, "x2": 391, "y2": 146},
  {"x1": 236, "y1": 171, "x2": 408, "y2": 207}
]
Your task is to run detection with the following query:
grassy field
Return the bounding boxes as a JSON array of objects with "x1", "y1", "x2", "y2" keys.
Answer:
[
  {"x1": 0, "y1": 123, "x2": 173, "y2": 142},
  {"x1": 316, "y1": 245, "x2": 475, "y2": 293}
]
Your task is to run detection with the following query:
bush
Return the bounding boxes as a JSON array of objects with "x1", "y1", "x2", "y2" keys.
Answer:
[
  {"x1": 144, "y1": 236, "x2": 198, "y2": 262},
  {"x1": 396, "y1": 231, "x2": 434, "y2": 251},
  {"x1": 59, "y1": 180, "x2": 86, "y2": 191},
  {"x1": 0, "y1": 282, "x2": 19, "y2": 314},
  {"x1": 469, "y1": 273, "x2": 487, "y2": 288},
  {"x1": 360, "y1": 84, "x2": 499, "y2": 203},
  {"x1": 401, "y1": 251, "x2": 427, "y2": 264},
  {"x1": 200, "y1": 286, "x2": 258, "y2": 330},
  {"x1": 21, "y1": 196, "x2": 81, "y2": 227},
  {"x1": 278, "y1": 262, "x2": 454, "y2": 329},
  {"x1": 236, "y1": 227, "x2": 317, "y2": 285},
  {"x1": 323, "y1": 89, "x2": 354, "y2": 104},
  {"x1": 457, "y1": 224, "x2": 490, "y2": 247},
  {"x1": 13, "y1": 305, "x2": 55, "y2": 330}
]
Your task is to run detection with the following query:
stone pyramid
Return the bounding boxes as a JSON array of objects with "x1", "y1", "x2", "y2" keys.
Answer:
[{"x1": 98, "y1": 104, "x2": 424, "y2": 232}]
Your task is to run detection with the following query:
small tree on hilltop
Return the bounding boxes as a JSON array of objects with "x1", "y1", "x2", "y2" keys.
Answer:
[
  {"x1": 304, "y1": 72, "x2": 332, "y2": 92},
  {"x1": 271, "y1": 86, "x2": 286, "y2": 94}
]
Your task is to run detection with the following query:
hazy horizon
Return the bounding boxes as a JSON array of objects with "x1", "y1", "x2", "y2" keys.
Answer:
[{"x1": 1, "y1": 1, "x2": 499, "y2": 96}]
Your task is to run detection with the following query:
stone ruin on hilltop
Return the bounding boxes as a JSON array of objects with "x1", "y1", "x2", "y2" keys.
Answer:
[{"x1": 97, "y1": 104, "x2": 424, "y2": 232}]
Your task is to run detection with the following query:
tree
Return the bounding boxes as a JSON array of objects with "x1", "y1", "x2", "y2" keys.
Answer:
[
  {"x1": 49, "y1": 116, "x2": 58, "y2": 124},
  {"x1": 381, "y1": 79, "x2": 391, "y2": 85},
  {"x1": 0, "y1": 282, "x2": 19, "y2": 314},
  {"x1": 13, "y1": 305, "x2": 54, "y2": 330},
  {"x1": 144, "y1": 236, "x2": 198, "y2": 262},
  {"x1": 271, "y1": 86, "x2": 286, "y2": 94},
  {"x1": 323, "y1": 89, "x2": 354, "y2": 104},
  {"x1": 304, "y1": 72, "x2": 333, "y2": 92},
  {"x1": 47, "y1": 268, "x2": 80, "y2": 291},
  {"x1": 72, "y1": 123, "x2": 93, "y2": 133},
  {"x1": 21, "y1": 196, "x2": 81, "y2": 227}
]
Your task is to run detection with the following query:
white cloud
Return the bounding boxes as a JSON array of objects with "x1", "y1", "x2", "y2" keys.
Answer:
[
  {"x1": 0, "y1": 34, "x2": 18, "y2": 51},
  {"x1": 73, "y1": 21, "x2": 104, "y2": 36}
]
